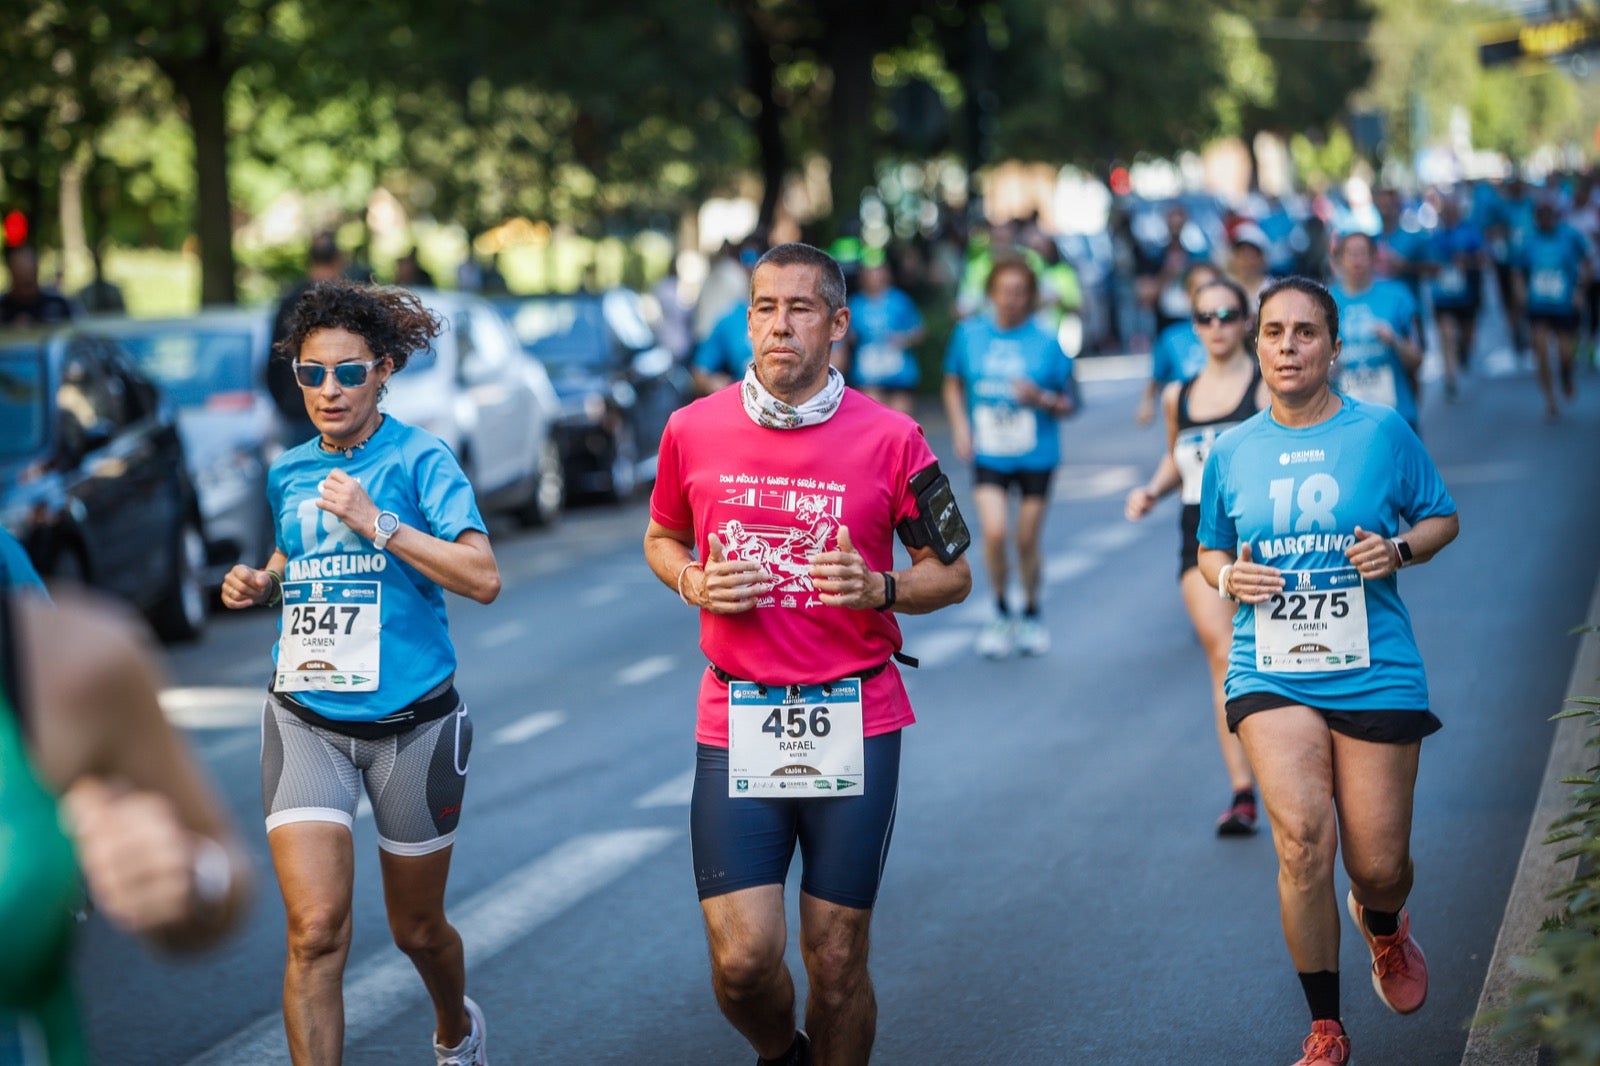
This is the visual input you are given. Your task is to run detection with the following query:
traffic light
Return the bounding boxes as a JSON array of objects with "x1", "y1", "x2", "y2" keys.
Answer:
[{"x1": 3, "y1": 210, "x2": 27, "y2": 248}]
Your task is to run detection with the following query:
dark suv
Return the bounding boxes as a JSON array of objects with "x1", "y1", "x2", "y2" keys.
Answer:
[{"x1": 0, "y1": 328, "x2": 207, "y2": 640}]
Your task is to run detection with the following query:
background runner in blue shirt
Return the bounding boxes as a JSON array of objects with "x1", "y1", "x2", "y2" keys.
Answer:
[
  {"x1": 1197, "y1": 276, "x2": 1458, "y2": 1066},
  {"x1": 221, "y1": 281, "x2": 499, "y2": 1066},
  {"x1": 846, "y1": 258, "x2": 925, "y2": 415},
  {"x1": 1423, "y1": 195, "x2": 1486, "y2": 399},
  {"x1": 1330, "y1": 232, "x2": 1423, "y2": 429},
  {"x1": 1138, "y1": 261, "x2": 1219, "y2": 426},
  {"x1": 692, "y1": 300, "x2": 754, "y2": 395},
  {"x1": 942, "y1": 257, "x2": 1076, "y2": 659},
  {"x1": 1515, "y1": 199, "x2": 1591, "y2": 420}
]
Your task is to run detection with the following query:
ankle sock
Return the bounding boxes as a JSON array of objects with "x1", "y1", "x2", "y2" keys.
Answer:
[
  {"x1": 759, "y1": 1031, "x2": 809, "y2": 1066},
  {"x1": 1298, "y1": 970, "x2": 1341, "y2": 1022},
  {"x1": 1362, "y1": 906, "x2": 1400, "y2": 937}
]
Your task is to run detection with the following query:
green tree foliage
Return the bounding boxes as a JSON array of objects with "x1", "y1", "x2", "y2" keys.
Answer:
[{"x1": 986, "y1": 0, "x2": 1272, "y2": 171}]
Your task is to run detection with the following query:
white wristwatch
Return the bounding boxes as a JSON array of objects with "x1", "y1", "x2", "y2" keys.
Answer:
[{"x1": 373, "y1": 510, "x2": 400, "y2": 551}]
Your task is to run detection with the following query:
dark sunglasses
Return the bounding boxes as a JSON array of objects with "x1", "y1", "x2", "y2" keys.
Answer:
[
  {"x1": 1192, "y1": 308, "x2": 1245, "y2": 327},
  {"x1": 292, "y1": 359, "x2": 383, "y2": 388}
]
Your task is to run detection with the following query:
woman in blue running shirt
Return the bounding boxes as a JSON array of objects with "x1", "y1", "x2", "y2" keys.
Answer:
[
  {"x1": 221, "y1": 281, "x2": 499, "y2": 1066},
  {"x1": 1125, "y1": 276, "x2": 1267, "y2": 838},
  {"x1": 1197, "y1": 277, "x2": 1458, "y2": 1066},
  {"x1": 942, "y1": 257, "x2": 1077, "y2": 659}
]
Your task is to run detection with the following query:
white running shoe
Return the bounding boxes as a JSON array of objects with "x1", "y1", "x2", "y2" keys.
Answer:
[
  {"x1": 975, "y1": 617, "x2": 1014, "y2": 659},
  {"x1": 1014, "y1": 617, "x2": 1050, "y2": 656},
  {"x1": 435, "y1": 995, "x2": 488, "y2": 1066}
]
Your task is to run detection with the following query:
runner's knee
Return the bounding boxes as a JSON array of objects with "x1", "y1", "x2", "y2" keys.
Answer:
[
  {"x1": 388, "y1": 911, "x2": 455, "y2": 956},
  {"x1": 711, "y1": 938, "x2": 787, "y2": 998},
  {"x1": 286, "y1": 905, "x2": 351, "y2": 962}
]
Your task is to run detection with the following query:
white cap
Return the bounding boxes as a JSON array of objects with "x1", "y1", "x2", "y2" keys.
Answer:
[{"x1": 1231, "y1": 223, "x2": 1269, "y2": 251}]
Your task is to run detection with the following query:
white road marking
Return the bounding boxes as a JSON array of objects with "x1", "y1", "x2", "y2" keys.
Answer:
[
  {"x1": 161, "y1": 687, "x2": 265, "y2": 730},
  {"x1": 633, "y1": 768, "x2": 696, "y2": 808},
  {"x1": 1044, "y1": 551, "x2": 1097, "y2": 584},
  {"x1": 902, "y1": 627, "x2": 976, "y2": 669},
  {"x1": 616, "y1": 655, "x2": 675, "y2": 686},
  {"x1": 1052, "y1": 464, "x2": 1142, "y2": 501},
  {"x1": 491, "y1": 710, "x2": 566, "y2": 746},
  {"x1": 478, "y1": 621, "x2": 527, "y2": 649},
  {"x1": 182, "y1": 828, "x2": 681, "y2": 1066},
  {"x1": 580, "y1": 583, "x2": 625, "y2": 608}
]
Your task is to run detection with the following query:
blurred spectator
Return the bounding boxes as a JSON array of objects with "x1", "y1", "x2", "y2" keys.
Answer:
[
  {"x1": 1227, "y1": 224, "x2": 1271, "y2": 307},
  {"x1": 268, "y1": 231, "x2": 346, "y2": 443},
  {"x1": 651, "y1": 260, "x2": 695, "y2": 362},
  {"x1": 955, "y1": 219, "x2": 1046, "y2": 320},
  {"x1": 694, "y1": 235, "x2": 763, "y2": 343},
  {"x1": 76, "y1": 249, "x2": 127, "y2": 315},
  {"x1": 0, "y1": 588, "x2": 251, "y2": 1062},
  {"x1": 0, "y1": 245, "x2": 76, "y2": 327},
  {"x1": 393, "y1": 248, "x2": 435, "y2": 289},
  {"x1": 1136, "y1": 204, "x2": 1210, "y2": 337},
  {"x1": 1374, "y1": 187, "x2": 1426, "y2": 302},
  {"x1": 692, "y1": 272, "x2": 755, "y2": 396}
]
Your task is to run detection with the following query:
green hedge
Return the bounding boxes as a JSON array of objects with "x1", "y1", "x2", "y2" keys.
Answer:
[{"x1": 1486, "y1": 623, "x2": 1600, "y2": 1064}]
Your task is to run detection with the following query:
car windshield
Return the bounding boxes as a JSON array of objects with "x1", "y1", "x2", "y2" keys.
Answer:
[
  {"x1": 0, "y1": 341, "x2": 47, "y2": 458},
  {"x1": 499, "y1": 298, "x2": 609, "y2": 369},
  {"x1": 115, "y1": 328, "x2": 255, "y2": 407}
]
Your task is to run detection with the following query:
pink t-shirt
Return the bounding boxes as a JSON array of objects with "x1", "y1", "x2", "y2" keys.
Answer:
[{"x1": 651, "y1": 387, "x2": 939, "y2": 747}]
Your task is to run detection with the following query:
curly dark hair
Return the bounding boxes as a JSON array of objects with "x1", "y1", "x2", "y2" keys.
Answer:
[{"x1": 273, "y1": 279, "x2": 442, "y2": 371}]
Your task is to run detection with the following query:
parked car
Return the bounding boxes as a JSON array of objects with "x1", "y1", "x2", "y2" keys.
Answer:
[
  {"x1": 381, "y1": 289, "x2": 565, "y2": 526},
  {"x1": 0, "y1": 326, "x2": 207, "y2": 640},
  {"x1": 93, "y1": 307, "x2": 283, "y2": 587},
  {"x1": 491, "y1": 289, "x2": 692, "y2": 500}
]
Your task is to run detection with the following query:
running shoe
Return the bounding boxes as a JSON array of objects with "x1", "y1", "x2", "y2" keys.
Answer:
[
  {"x1": 434, "y1": 995, "x2": 488, "y2": 1066},
  {"x1": 1013, "y1": 617, "x2": 1050, "y2": 656},
  {"x1": 1216, "y1": 792, "x2": 1258, "y2": 837},
  {"x1": 1291, "y1": 1019, "x2": 1350, "y2": 1066},
  {"x1": 975, "y1": 617, "x2": 1014, "y2": 659},
  {"x1": 1347, "y1": 891, "x2": 1428, "y2": 1014}
]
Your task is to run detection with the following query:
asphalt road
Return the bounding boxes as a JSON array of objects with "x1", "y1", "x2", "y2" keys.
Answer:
[{"x1": 76, "y1": 344, "x2": 1600, "y2": 1065}]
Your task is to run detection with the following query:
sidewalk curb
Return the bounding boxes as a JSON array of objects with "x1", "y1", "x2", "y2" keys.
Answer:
[{"x1": 1460, "y1": 576, "x2": 1600, "y2": 1065}]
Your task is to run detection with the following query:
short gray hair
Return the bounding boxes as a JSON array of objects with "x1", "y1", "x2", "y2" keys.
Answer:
[{"x1": 752, "y1": 243, "x2": 848, "y2": 313}]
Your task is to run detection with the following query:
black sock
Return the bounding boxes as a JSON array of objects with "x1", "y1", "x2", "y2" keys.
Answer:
[
  {"x1": 759, "y1": 1032, "x2": 809, "y2": 1066},
  {"x1": 1023, "y1": 602, "x2": 1039, "y2": 618},
  {"x1": 995, "y1": 595, "x2": 1009, "y2": 617},
  {"x1": 1232, "y1": 787, "x2": 1256, "y2": 805},
  {"x1": 1298, "y1": 970, "x2": 1341, "y2": 1022},
  {"x1": 1362, "y1": 906, "x2": 1400, "y2": 937}
]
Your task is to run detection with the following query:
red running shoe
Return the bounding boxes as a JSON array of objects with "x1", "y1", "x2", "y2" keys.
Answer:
[
  {"x1": 1216, "y1": 792, "x2": 1258, "y2": 836},
  {"x1": 1291, "y1": 1019, "x2": 1350, "y2": 1065},
  {"x1": 1348, "y1": 890, "x2": 1428, "y2": 1014}
]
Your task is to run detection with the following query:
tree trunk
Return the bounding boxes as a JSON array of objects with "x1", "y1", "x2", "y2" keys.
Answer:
[
  {"x1": 822, "y1": 10, "x2": 875, "y2": 242},
  {"x1": 165, "y1": 43, "x2": 237, "y2": 306},
  {"x1": 738, "y1": 4, "x2": 785, "y2": 233}
]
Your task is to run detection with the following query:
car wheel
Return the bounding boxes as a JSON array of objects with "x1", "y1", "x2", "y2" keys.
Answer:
[
  {"x1": 606, "y1": 422, "x2": 640, "y2": 502},
  {"x1": 150, "y1": 519, "x2": 207, "y2": 643},
  {"x1": 515, "y1": 437, "x2": 566, "y2": 528}
]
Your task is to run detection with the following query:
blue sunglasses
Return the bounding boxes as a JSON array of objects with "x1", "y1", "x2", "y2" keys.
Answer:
[{"x1": 292, "y1": 359, "x2": 384, "y2": 388}]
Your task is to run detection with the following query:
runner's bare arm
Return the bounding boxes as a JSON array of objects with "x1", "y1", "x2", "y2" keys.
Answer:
[{"x1": 645, "y1": 520, "x2": 769, "y2": 614}]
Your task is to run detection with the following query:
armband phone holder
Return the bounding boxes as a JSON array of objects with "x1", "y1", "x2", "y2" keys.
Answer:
[{"x1": 896, "y1": 462, "x2": 971, "y2": 565}]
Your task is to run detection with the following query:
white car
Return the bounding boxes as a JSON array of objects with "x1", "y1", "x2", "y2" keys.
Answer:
[{"x1": 381, "y1": 289, "x2": 565, "y2": 526}]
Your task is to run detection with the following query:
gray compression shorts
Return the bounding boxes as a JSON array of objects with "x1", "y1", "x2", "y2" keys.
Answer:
[{"x1": 261, "y1": 692, "x2": 473, "y2": 856}]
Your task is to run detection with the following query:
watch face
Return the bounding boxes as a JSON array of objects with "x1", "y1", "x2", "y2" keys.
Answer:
[{"x1": 377, "y1": 512, "x2": 400, "y2": 534}]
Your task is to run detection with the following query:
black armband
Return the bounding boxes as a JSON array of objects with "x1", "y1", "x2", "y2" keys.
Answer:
[{"x1": 895, "y1": 462, "x2": 971, "y2": 565}]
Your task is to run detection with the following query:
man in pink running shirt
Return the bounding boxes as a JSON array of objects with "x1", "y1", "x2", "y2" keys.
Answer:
[{"x1": 645, "y1": 243, "x2": 971, "y2": 1066}]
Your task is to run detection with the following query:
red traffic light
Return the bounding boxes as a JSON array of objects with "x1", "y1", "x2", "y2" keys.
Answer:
[{"x1": 3, "y1": 211, "x2": 26, "y2": 247}]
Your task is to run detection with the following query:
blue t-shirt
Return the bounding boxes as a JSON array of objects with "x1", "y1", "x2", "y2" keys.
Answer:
[
  {"x1": 1489, "y1": 193, "x2": 1536, "y2": 262},
  {"x1": 1151, "y1": 320, "x2": 1207, "y2": 386},
  {"x1": 1425, "y1": 222, "x2": 1485, "y2": 308},
  {"x1": 944, "y1": 314, "x2": 1074, "y2": 472},
  {"x1": 847, "y1": 288, "x2": 923, "y2": 389},
  {"x1": 693, "y1": 302, "x2": 753, "y2": 379},
  {"x1": 1516, "y1": 224, "x2": 1590, "y2": 315},
  {"x1": 1331, "y1": 279, "x2": 1420, "y2": 429},
  {"x1": 0, "y1": 528, "x2": 47, "y2": 597},
  {"x1": 1198, "y1": 398, "x2": 1456, "y2": 712},
  {"x1": 266, "y1": 417, "x2": 485, "y2": 722}
]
